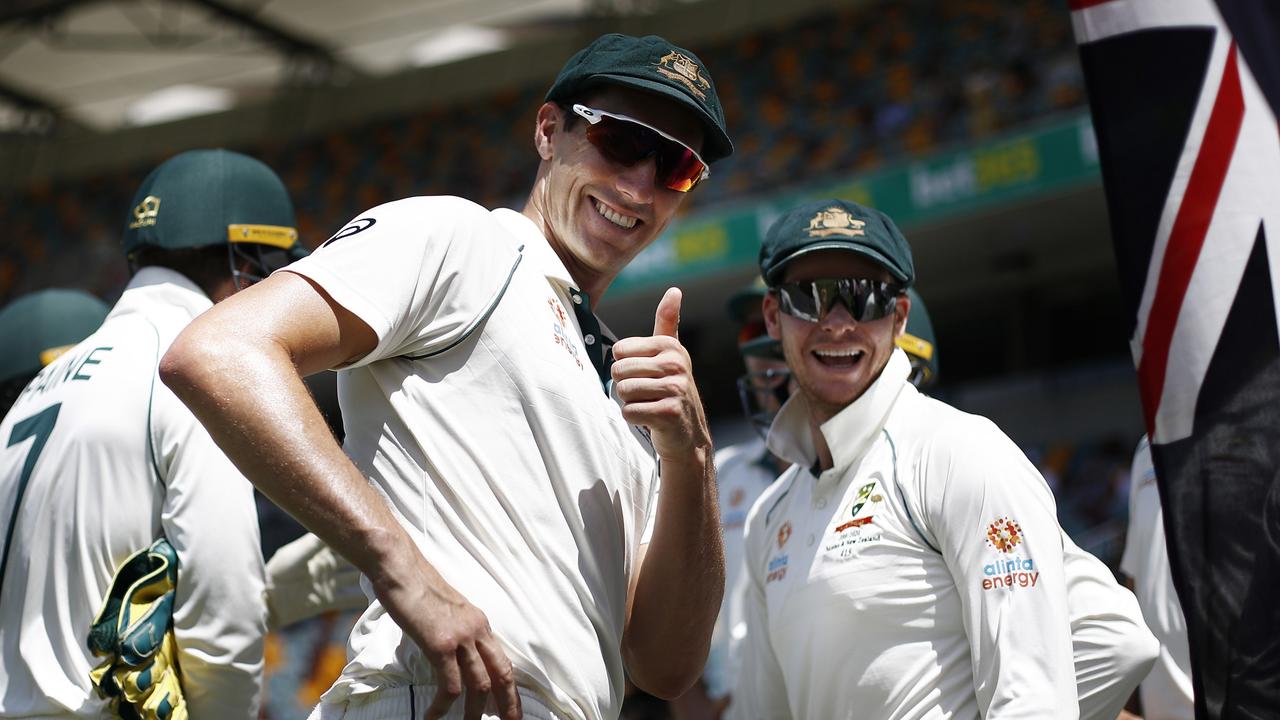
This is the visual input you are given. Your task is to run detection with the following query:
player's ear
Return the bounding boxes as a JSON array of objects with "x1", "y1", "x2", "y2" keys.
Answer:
[
  {"x1": 534, "y1": 102, "x2": 562, "y2": 161},
  {"x1": 763, "y1": 290, "x2": 782, "y2": 339},
  {"x1": 893, "y1": 292, "x2": 911, "y2": 337}
]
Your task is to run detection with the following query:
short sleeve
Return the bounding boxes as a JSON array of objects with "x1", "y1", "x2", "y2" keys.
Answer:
[{"x1": 282, "y1": 196, "x2": 521, "y2": 368}]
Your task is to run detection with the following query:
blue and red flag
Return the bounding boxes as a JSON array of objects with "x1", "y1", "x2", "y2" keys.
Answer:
[{"x1": 1071, "y1": 1, "x2": 1280, "y2": 717}]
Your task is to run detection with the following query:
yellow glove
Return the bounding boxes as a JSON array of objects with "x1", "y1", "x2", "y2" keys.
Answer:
[{"x1": 87, "y1": 539, "x2": 188, "y2": 720}]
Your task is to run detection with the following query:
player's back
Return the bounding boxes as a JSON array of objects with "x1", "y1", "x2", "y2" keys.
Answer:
[{"x1": 0, "y1": 297, "x2": 167, "y2": 717}]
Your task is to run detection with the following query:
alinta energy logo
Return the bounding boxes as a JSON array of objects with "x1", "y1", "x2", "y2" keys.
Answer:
[
  {"x1": 985, "y1": 516, "x2": 1022, "y2": 553},
  {"x1": 981, "y1": 516, "x2": 1038, "y2": 591}
]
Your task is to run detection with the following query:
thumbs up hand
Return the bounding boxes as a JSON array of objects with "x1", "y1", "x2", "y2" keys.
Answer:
[{"x1": 611, "y1": 287, "x2": 712, "y2": 462}]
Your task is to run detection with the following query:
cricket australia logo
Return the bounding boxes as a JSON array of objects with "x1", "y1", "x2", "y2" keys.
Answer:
[
  {"x1": 548, "y1": 296, "x2": 583, "y2": 370},
  {"x1": 806, "y1": 206, "x2": 866, "y2": 239},
  {"x1": 824, "y1": 480, "x2": 884, "y2": 560},
  {"x1": 655, "y1": 51, "x2": 710, "y2": 100},
  {"x1": 836, "y1": 481, "x2": 882, "y2": 533},
  {"x1": 128, "y1": 196, "x2": 160, "y2": 229}
]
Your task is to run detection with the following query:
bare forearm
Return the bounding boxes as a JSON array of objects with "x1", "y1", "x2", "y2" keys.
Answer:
[
  {"x1": 624, "y1": 446, "x2": 724, "y2": 697},
  {"x1": 160, "y1": 325, "x2": 412, "y2": 579}
]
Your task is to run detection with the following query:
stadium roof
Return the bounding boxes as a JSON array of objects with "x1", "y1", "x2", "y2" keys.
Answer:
[{"x1": 0, "y1": 0, "x2": 610, "y2": 134}]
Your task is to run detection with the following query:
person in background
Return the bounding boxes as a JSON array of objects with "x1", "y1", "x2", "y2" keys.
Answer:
[
  {"x1": 0, "y1": 148, "x2": 307, "y2": 719},
  {"x1": 731, "y1": 198, "x2": 1154, "y2": 719},
  {"x1": 673, "y1": 278, "x2": 791, "y2": 720},
  {"x1": 1119, "y1": 437, "x2": 1194, "y2": 720},
  {"x1": 0, "y1": 288, "x2": 108, "y2": 419}
]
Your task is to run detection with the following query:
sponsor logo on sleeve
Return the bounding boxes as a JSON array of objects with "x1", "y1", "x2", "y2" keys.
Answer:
[
  {"x1": 766, "y1": 553, "x2": 789, "y2": 584},
  {"x1": 765, "y1": 521, "x2": 793, "y2": 583},
  {"x1": 321, "y1": 217, "x2": 376, "y2": 247},
  {"x1": 981, "y1": 516, "x2": 1039, "y2": 591}
]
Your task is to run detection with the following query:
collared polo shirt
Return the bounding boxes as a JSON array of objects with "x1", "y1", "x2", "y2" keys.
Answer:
[
  {"x1": 284, "y1": 197, "x2": 658, "y2": 720},
  {"x1": 731, "y1": 350, "x2": 1076, "y2": 719},
  {"x1": 0, "y1": 267, "x2": 265, "y2": 718}
]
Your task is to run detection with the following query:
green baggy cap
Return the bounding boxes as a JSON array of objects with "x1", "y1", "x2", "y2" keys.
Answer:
[
  {"x1": 545, "y1": 33, "x2": 733, "y2": 163},
  {"x1": 759, "y1": 199, "x2": 915, "y2": 287}
]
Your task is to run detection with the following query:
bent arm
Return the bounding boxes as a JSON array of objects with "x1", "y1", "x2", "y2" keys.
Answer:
[
  {"x1": 928, "y1": 423, "x2": 1077, "y2": 718},
  {"x1": 159, "y1": 271, "x2": 428, "y2": 598}
]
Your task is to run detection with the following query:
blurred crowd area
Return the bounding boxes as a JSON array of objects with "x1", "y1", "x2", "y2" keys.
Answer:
[{"x1": 0, "y1": 0, "x2": 1084, "y2": 307}]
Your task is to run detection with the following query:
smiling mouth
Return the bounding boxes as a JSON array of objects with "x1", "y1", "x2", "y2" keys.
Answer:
[
  {"x1": 813, "y1": 348, "x2": 866, "y2": 368},
  {"x1": 594, "y1": 198, "x2": 639, "y2": 229}
]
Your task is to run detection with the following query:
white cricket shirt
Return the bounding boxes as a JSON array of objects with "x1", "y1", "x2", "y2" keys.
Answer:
[
  {"x1": 732, "y1": 349, "x2": 1077, "y2": 719},
  {"x1": 284, "y1": 197, "x2": 658, "y2": 720},
  {"x1": 0, "y1": 268, "x2": 266, "y2": 718},
  {"x1": 1120, "y1": 438, "x2": 1194, "y2": 720}
]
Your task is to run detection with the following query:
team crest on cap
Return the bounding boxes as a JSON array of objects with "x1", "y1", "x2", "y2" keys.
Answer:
[
  {"x1": 128, "y1": 196, "x2": 161, "y2": 229},
  {"x1": 986, "y1": 517, "x2": 1023, "y2": 553},
  {"x1": 806, "y1": 206, "x2": 866, "y2": 239},
  {"x1": 655, "y1": 51, "x2": 710, "y2": 100}
]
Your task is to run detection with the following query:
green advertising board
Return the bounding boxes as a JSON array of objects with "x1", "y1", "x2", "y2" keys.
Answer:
[{"x1": 611, "y1": 111, "x2": 1101, "y2": 295}]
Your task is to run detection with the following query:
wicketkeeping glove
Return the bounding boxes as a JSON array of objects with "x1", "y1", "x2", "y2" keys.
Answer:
[{"x1": 87, "y1": 538, "x2": 188, "y2": 720}]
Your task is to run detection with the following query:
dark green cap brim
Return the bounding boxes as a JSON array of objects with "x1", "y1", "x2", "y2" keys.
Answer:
[
  {"x1": 572, "y1": 74, "x2": 733, "y2": 163},
  {"x1": 766, "y1": 242, "x2": 910, "y2": 285}
]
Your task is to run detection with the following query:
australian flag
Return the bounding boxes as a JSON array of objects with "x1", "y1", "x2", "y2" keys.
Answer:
[{"x1": 1071, "y1": 1, "x2": 1280, "y2": 717}]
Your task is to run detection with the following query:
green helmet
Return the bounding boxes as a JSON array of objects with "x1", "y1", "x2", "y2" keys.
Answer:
[
  {"x1": 896, "y1": 287, "x2": 938, "y2": 390},
  {"x1": 0, "y1": 288, "x2": 109, "y2": 415},
  {"x1": 123, "y1": 149, "x2": 307, "y2": 288}
]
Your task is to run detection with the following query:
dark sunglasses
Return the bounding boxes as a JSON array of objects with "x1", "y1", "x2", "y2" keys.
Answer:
[
  {"x1": 572, "y1": 104, "x2": 709, "y2": 193},
  {"x1": 774, "y1": 278, "x2": 904, "y2": 323}
]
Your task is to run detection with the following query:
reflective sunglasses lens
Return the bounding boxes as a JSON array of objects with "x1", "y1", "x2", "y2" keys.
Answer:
[
  {"x1": 656, "y1": 144, "x2": 706, "y2": 192},
  {"x1": 586, "y1": 116, "x2": 705, "y2": 193},
  {"x1": 585, "y1": 120, "x2": 650, "y2": 166},
  {"x1": 777, "y1": 284, "x2": 822, "y2": 322},
  {"x1": 778, "y1": 280, "x2": 901, "y2": 322}
]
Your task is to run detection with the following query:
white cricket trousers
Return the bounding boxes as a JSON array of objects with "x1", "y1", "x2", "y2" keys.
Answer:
[{"x1": 307, "y1": 685, "x2": 562, "y2": 720}]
